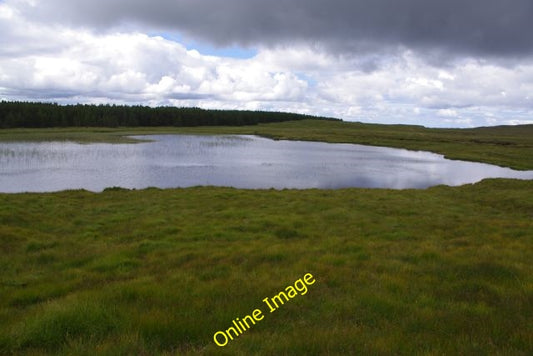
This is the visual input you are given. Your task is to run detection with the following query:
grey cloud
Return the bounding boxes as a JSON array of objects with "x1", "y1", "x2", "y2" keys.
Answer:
[{"x1": 20, "y1": 0, "x2": 533, "y2": 58}]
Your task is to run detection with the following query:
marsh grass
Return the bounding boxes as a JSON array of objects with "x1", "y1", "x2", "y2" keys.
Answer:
[{"x1": 0, "y1": 179, "x2": 532, "y2": 354}]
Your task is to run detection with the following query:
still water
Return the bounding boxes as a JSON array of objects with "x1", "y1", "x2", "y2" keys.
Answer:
[{"x1": 0, "y1": 135, "x2": 531, "y2": 192}]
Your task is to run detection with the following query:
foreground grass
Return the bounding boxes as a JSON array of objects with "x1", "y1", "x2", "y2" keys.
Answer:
[
  {"x1": 0, "y1": 179, "x2": 532, "y2": 355},
  {"x1": 1, "y1": 120, "x2": 532, "y2": 169}
]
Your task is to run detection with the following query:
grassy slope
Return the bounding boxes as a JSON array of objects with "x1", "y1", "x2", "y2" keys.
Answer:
[
  {"x1": 1, "y1": 120, "x2": 532, "y2": 169},
  {"x1": 0, "y1": 180, "x2": 532, "y2": 355}
]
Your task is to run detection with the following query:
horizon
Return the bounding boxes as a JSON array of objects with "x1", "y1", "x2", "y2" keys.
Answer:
[{"x1": 4, "y1": 100, "x2": 533, "y2": 130}]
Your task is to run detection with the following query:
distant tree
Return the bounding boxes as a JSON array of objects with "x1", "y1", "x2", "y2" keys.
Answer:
[{"x1": 0, "y1": 101, "x2": 340, "y2": 128}]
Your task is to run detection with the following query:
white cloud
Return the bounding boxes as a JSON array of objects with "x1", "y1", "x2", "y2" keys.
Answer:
[
  {"x1": 437, "y1": 109, "x2": 458, "y2": 118},
  {"x1": 505, "y1": 119, "x2": 533, "y2": 126},
  {"x1": 1, "y1": 0, "x2": 533, "y2": 127}
]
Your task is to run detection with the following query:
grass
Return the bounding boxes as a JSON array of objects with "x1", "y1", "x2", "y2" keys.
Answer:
[
  {"x1": 1, "y1": 121, "x2": 532, "y2": 354},
  {"x1": 0, "y1": 120, "x2": 532, "y2": 169},
  {"x1": 0, "y1": 179, "x2": 532, "y2": 355}
]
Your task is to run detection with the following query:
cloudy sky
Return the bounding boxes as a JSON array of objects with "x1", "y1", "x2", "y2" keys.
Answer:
[{"x1": 1, "y1": 0, "x2": 533, "y2": 127}]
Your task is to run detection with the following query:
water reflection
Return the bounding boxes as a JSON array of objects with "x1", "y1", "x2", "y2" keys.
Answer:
[{"x1": 0, "y1": 135, "x2": 531, "y2": 192}]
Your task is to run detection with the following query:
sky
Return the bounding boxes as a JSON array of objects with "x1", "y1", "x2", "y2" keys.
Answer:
[{"x1": 1, "y1": 0, "x2": 533, "y2": 127}]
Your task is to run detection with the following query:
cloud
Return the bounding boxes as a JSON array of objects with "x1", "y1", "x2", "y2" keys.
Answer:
[
  {"x1": 0, "y1": 8, "x2": 309, "y2": 106},
  {"x1": 17, "y1": 0, "x2": 533, "y2": 58},
  {"x1": 437, "y1": 109, "x2": 458, "y2": 118},
  {"x1": 1, "y1": 0, "x2": 533, "y2": 128}
]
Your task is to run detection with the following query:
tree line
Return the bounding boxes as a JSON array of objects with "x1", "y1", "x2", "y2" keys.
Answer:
[{"x1": 0, "y1": 101, "x2": 340, "y2": 128}]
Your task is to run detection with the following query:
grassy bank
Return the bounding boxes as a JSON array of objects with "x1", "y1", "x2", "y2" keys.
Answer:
[
  {"x1": 1, "y1": 179, "x2": 532, "y2": 355},
  {"x1": 1, "y1": 120, "x2": 532, "y2": 170}
]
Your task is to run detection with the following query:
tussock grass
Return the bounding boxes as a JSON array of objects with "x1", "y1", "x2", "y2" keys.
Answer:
[{"x1": 0, "y1": 179, "x2": 532, "y2": 354}]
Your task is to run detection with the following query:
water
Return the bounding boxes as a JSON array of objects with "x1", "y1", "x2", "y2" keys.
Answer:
[{"x1": 0, "y1": 135, "x2": 531, "y2": 192}]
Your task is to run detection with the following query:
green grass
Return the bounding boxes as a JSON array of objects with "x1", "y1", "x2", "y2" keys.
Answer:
[
  {"x1": 1, "y1": 179, "x2": 532, "y2": 355},
  {"x1": 1, "y1": 120, "x2": 532, "y2": 169},
  {"x1": 1, "y1": 121, "x2": 532, "y2": 354}
]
